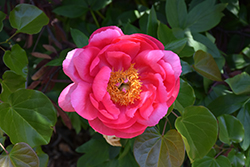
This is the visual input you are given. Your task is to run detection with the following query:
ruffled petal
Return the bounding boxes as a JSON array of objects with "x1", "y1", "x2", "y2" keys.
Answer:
[
  {"x1": 92, "y1": 66, "x2": 111, "y2": 102},
  {"x1": 63, "y1": 49, "x2": 83, "y2": 83},
  {"x1": 89, "y1": 26, "x2": 124, "y2": 49},
  {"x1": 105, "y1": 51, "x2": 131, "y2": 71},
  {"x1": 71, "y1": 82, "x2": 98, "y2": 120},
  {"x1": 138, "y1": 102, "x2": 168, "y2": 126},
  {"x1": 162, "y1": 50, "x2": 182, "y2": 78},
  {"x1": 167, "y1": 78, "x2": 180, "y2": 106},
  {"x1": 74, "y1": 46, "x2": 100, "y2": 82},
  {"x1": 58, "y1": 83, "x2": 77, "y2": 112}
]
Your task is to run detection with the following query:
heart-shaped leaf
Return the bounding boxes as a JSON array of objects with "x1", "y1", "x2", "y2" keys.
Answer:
[
  {"x1": 0, "y1": 142, "x2": 39, "y2": 167},
  {"x1": 0, "y1": 89, "x2": 57, "y2": 147},
  {"x1": 3, "y1": 44, "x2": 28, "y2": 78},
  {"x1": 134, "y1": 127, "x2": 185, "y2": 167},
  {"x1": 175, "y1": 79, "x2": 195, "y2": 114},
  {"x1": 237, "y1": 101, "x2": 250, "y2": 150},
  {"x1": 193, "y1": 50, "x2": 222, "y2": 81},
  {"x1": 225, "y1": 72, "x2": 250, "y2": 95},
  {"x1": 192, "y1": 155, "x2": 231, "y2": 167},
  {"x1": 0, "y1": 71, "x2": 26, "y2": 102},
  {"x1": 175, "y1": 106, "x2": 218, "y2": 162},
  {"x1": 228, "y1": 149, "x2": 246, "y2": 167},
  {"x1": 218, "y1": 114, "x2": 244, "y2": 145},
  {"x1": 9, "y1": 3, "x2": 49, "y2": 34}
]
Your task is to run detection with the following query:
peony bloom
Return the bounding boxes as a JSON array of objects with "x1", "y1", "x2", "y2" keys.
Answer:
[{"x1": 58, "y1": 26, "x2": 181, "y2": 138}]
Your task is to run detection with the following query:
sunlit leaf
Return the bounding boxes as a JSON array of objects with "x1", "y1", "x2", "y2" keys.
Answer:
[
  {"x1": 9, "y1": 3, "x2": 49, "y2": 34},
  {"x1": 0, "y1": 11, "x2": 6, "y2": 32},
  {"x1": 3, "y1": 44, "x2": 28, "y2": 78},
  {"x1": 193, "y1": 50, "x2": 222, "y2": 81},
  {"x1": 0, "y1": 89, "x2": 57, "y2": 147},
  {"x1": 225, "y1": 72, "x2": 250, "y2": 95},
  {"x1": 134, "y1": 127, "x2": 185, "y2": 167},
  {"x1": 218, "y1": 114, "x2": 244, "y2": 145},
  {"x1": 0, "y1": 142, "x2": 39, "y2": 167},
  {"x1": 192, "y1": 155, "x2": 231, "y2": 167},
  {"x1": 207, "y1": 94, "x2": 249, "y2": 117},
  {"x1": 228, "y1": 149, "x2": 246, "y2": 167},
  {"x1": 174, "y1": 79, "x2": 195, "y2": 114},
  {"x1": 0, "y1": 71, "x2": 26, "y2": 102},
  {"x1": 175, "y1": 106, "x2": 218, "y2": 162},
  {"x1": 237, "y1": 101, "x2": 250, "y2": 150},
  {"x1": 70, "y1": 28, "x2": 89, "y2": 48}
]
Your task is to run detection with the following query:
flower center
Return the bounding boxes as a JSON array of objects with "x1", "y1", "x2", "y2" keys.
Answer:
[{"x1": 107, "y1": 64, "x2": 142, "y2": 106}]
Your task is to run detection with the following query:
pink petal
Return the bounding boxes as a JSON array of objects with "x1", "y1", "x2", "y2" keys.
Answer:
[
  {"x1": 134, "y1": 50, "x2": 165, "y2": 75},
  {"x1": 71, "y1": 82, "x2": 98, "y2": 120},
  {"x1": 105, "y1": 51, "x2": 131, "y2": 71},
  {"x1": 58, "y1": 83, "x2": 77, "y2": 112},
  {"x1": 89, "y1": 118, "x2": 146, "y2": 138},
  {"x1": 138, "y1": 102, "x2": 168, "y2": 126},
  {"x1": 101, "y1": 93, "x2": 120, "y2": 118},
  {"x1": 74, "y1": 46, "x2": 100, "y2": 82},
  {"x1": 167, "y1": 78, "x2": 180, "y2": 106},
  {"x1": 140, "y1": 73, "x2": 169, "y2": 103},
  {"x1": 162, "y1": 50, "x2": 182, "y2": 78},
  {"x1": 132, "y1": 33, "x2": 164, "y2": 50},
  {"x1": 92, "y1": 66, "x2": 111, "y2": 102},
  {"x1": 89, "y1": 26, "x2": 124, "y2": 49},
  {"x1": 63, "y1": 49, "x2": 83, "y2": 83}
]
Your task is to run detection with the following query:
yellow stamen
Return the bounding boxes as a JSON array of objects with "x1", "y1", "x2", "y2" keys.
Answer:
[{"x1": 107, "y1": 64, "x2": 142, "y2": 106}]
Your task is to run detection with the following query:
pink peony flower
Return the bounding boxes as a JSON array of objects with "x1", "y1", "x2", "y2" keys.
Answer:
[{"x1": 58, "y1": 26, "x2": 182, "y2": 138}]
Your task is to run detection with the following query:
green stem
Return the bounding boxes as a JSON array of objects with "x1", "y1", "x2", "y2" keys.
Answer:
[
  {"x1": 90, "y1": 9, "x2": 100, "y2": 28},
  {"x1": 0, "y1": 45, "x2": 6, "y2": 52},
  {"x1": 171, "y1": 110, "x2": 179, "y2": 117},
  {"x1": 161, "y1": 118, "x2": 168, "y2": 136},
  {"x1": 95, "y1": 10, "x2": 105, "y2": 20},
  {"x1": 0, "y1": 143, "x2": 8, "y2": 155},
  {"x1": 0, "y1": 31, "x2": 18, "y2": 45}
]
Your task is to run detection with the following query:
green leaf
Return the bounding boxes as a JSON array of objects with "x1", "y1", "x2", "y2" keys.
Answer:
[
  {"x1": 225, "y1": 72, "x2": 250, "y2": 95},
  {"x1": 175, "y1": 106, "x2": 218, "y2": 162},
  {"x1": 134, "y1": 127, "x2": 185, "y2": 167},
  {"x1": 181, "y1": 60, "x2": 193, "y2": 75},
  {"x1": 76, "y1": 134, "x2": 109, "y2": 167},
  {"x1": 193, "y1": 50, "x2": 222, "y2": 81},
  {"x1": 157, "y1": 22, "x2": 177, "y2": 46},
  {"x1": 192, "y1": 155, "x2": 231, "y2": 167},
  {"x1": 228, "y1": 149, "x2": 246, "y2": 167},
  {"x1": 174, "y1": 79, "x2": 195, "y2": 114},
  {"x1": 0, "y1": 11, "x2": 6, "y2": 32},
  {"x1": 165, "y1": 38, "x2": 188, "y2": 54},
  {"x1": 237, "y1": 101, "x2": 250, "y2": 150},
  {"x1": 33, "y1": 147, "x2": 48, "y2": 167},
  {"x1": 9, "y1": 3, "x2": 49, "y2": 34},
  {"x1": 165, "y1": 0, "x2": 187, "y2": 29},
  {"x1": 207, "y1": 94, "x2": 249, "y2": 117},
  {"x1": 53, "y1": 5, "x2": 87, "y2": 18},
  {"x1": 147, "y1": 6, "x2": 158, "y2": 38},
  {"x1": 87, "y1": 0, "x2": 112, "y2": 11},
  {"x1": 192, "y1": 33, "x2": 225, "y2": 70},
  {"x1": 0, "y1": 142, "x2": 39, "y2": 167},
  {"x1": 185, "y1": 0, "x2": 226, "y2": 33},
  {"x1": 70, "y1": 28, "x2": 89, "y2": 48},
  {"x1": 0, "y1": 89, "x2": 57, "y2": 147},
  {"x1": 218, "y1": 114, "x2": 244, "y2": 145},
  {"x1": 3, "y1": 44, "x2": 28, "y2": 78},
  {"x1": 0, "y1": 71, "x2": 26, "y2": 102}
]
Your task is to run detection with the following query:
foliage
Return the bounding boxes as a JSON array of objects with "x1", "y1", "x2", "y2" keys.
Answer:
[{"x1": 0, "y1": 0, "x2": 250, "y2": 166}]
